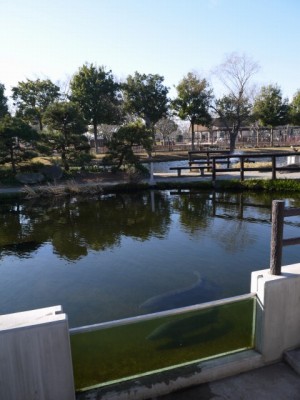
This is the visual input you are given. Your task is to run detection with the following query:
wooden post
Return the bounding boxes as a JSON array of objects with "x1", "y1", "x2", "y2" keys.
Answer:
[
  {"x1": 271, "y1": 155, "x2": 276, "y2": 180},
  {"x1": 212, "y1": 191, "x2": 216, "y2": 216},
  {"x1": 240, "y1": 156, "x2": 244, "y2": 181},
  {"x1": 149, "y1": 161, "x2": 155, "y2": 185},
  {"x1": 238, "y1": 193, "x2": 244, "y2": 219},
  {"x1": 212, "y1": 158, "x2": 216, "y2": 182},
  {"x1": 206, "y1": 151, "x2": 209, "y2": 165},
  {"x1": 270, "y1": 200, "x2": 285, "y2": 275}
]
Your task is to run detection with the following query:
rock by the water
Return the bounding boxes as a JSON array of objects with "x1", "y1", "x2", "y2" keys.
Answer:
[
  {"x1": 41, "y1": 165, "x2": 63, "y2": 180},
  {"x1": 16, "y1": 172, "x2": 45, "y2": 184}
]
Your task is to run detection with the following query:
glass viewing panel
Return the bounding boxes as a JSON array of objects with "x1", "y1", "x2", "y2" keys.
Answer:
[{"x1": 71, "y1": 297, "x2": 255, "y2": 390}]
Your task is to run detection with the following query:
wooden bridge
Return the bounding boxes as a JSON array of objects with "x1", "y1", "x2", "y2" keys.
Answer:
[{"x1": 169, "y1": 151, "x2": 300, "y2": 181}]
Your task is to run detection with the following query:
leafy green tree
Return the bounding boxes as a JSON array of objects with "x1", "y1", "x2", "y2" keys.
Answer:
[
  {"x1": 123, "y1": 72, "x2": 169, "y2": 133},
  {"x1": 253, "y1": 84, "x2": 289, "y2": 146},
  {"x1": 70, "y1": 63, "x2": 122, "y2": 153},
  {"x1": 173, "y1": 72, "x2": 213, "y2": 150},
  {"x1": 105, "y1": 121, "x2": 152, "y2": 171},
  {"x1": 213, "y1": 53, "x2": 259, "y2": 152},
  {"x1": 0, "y1": 83, "x2": 9, "y2": 119},
  {"x1": 0, "y1": 115, "x2": 40, "y2": 173},
  {"x1": 289, "y1": 89, "x2": 300, "y2": 126},
  {"x1": 12, "y1": 79, "x2": 60, "y2": 131},
  {"x1": 43, "y1": 101, "x2": 89, "y2": 171}
]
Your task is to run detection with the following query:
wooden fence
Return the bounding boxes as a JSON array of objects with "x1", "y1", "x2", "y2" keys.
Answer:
[
  {"x1": 188, "y1": 150, "x2": 231, "y2": 163},
  {"x1": 210, "y1": 152, "x2": 300, "y2": 182}
]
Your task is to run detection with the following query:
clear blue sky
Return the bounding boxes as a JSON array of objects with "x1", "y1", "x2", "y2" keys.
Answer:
[{"x1": 1, "y1": 0, "x2": 299, "y2": 100}]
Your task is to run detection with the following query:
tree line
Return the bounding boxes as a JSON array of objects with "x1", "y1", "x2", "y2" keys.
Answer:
[{"x1": 1, "y1": 52, "x2": 300, "y2": 174}]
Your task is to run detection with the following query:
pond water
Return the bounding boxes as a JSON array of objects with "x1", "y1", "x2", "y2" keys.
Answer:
[{"x1": 1, "y1": 190, "x2": 300, "y2": 328}]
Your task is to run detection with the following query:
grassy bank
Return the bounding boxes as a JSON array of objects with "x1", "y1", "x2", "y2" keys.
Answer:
[
  {"x1": 3, "y1": 178, "x2": 299, "y2": 201},
  {"x1": 154, "y1": 178, "x2": 300, "y2": 193},
  {"x1": 1, "y1": 146, "x2": 300, "y2": 199}
]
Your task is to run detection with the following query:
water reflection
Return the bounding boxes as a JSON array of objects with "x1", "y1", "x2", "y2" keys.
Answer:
[
  {"x1": 0, "y1": 240, "x2": 41, "y2": 258},
  {"x1": 1, "y1": 190, "x2": 300, "y2": 327},
  {"x1": 211, "y1": 192, "x2": 271, "y2": 222},
  {"x1": 172, "y1": 191, "x2": 213, "y2": 235},
  {"x1": 0, "y1": 192, "x2": 172, "y2": 261}
]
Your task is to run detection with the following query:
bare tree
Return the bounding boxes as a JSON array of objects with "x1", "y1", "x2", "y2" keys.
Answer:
[
  {"x1": 213, "y1": 53, "x2": 260, "y2": 152},
  {"x1": 155, "y1": 117, "x2": 178, "y2": 149},
  {"x1": 98, "y1": 124, "x2": 119, "y2": 142},
  {"x1": 56, "y1": 75, "x2": 72, "y2": 101}
]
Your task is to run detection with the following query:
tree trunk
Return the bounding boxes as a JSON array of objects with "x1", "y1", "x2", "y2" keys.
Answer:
[
  {"x1": 144, "y1": 117, "x2": 154, "y2": 157},
  {"x1": 191, "y1": 122, "x2": 195, "y2": 150},
  {"x1": 93, "y1": 122, "x2": 99, "y2": 154},
  {"x1": 229, "y1": 130, "x2": 238, "y2": 153},
  {"x1": 10, "y1": 147, "x2": 16, "y2": 174},
  {"x1": 61, "y1": 149, "x2": 69, "y2": 171},
  {"x1": 38, "y1": 116, "x2": 43, "y2": 132},
  {"x1": 270, "y1": 127, "x2": 274, "y2": 147},
  {"x1": 144, "y1": 116, "x2": 151, "y2": 130}
]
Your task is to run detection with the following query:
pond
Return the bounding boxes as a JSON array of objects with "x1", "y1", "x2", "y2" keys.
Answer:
[{"x1": 1, "y1": 190, "x2": 300, "y2": 328}]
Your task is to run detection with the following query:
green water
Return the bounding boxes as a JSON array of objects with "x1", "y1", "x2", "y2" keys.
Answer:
[{"x1": 71, "y1": 297, "x2": 255, "y2": 389}]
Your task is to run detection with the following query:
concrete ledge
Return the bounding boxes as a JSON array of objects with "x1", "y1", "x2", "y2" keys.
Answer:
[
  {"x1": 0, "y1": 305, "x2": 64, "y2": 332},
  {"x1": 251, "y1": 263, "x2": 300, "y2": 362},
  {"x1": 0, "y1": 306, "x2": 75, "y2": 400},
  {"x1": 284, "y1": 348, "x2": 300, "y2": 375},
  {"x1": 76, "y1": 350, "x2": 264, "y2": 400}
]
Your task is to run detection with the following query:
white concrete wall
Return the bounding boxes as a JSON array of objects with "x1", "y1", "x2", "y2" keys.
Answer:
[
  {"x1": 251, "y1": 263, "x2": 300, "y2": 362},
  {"x1": 287, "y1": 155, "x2": 300, "y2": 165},
  {"x1": 0, "y1": 306, "x2": 75, "y2": 400}
]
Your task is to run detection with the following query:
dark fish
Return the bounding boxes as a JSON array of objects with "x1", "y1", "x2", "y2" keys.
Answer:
[
  {"x1": 147, "y1": 308, "x2": 232, "y2": 349},
  {"x1": 140, "y1": 273, "x2": 220, "y2": 313}
]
